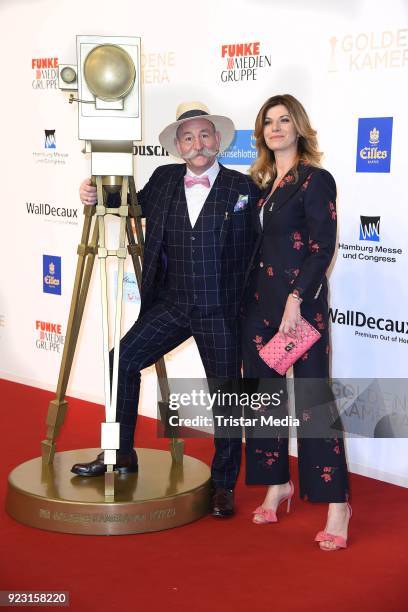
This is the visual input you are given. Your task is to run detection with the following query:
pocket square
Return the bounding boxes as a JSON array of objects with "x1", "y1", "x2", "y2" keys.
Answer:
[{"x1": 234, "y1": 194, "x2": 248, "y2": 212}]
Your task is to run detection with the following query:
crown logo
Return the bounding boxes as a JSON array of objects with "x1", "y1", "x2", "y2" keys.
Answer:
[
  {"x1": 49, "y1": 262, "x2": 55, "y2": 275},
  {"x1": 369, "y1": 127, "x2": 379, "y2": 145}
]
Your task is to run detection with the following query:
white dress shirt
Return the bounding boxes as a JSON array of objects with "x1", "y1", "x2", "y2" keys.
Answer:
[
  {"x1": 259, "y1": 191, "x2": 274, "y2": 229},
  {"x1": 259, "y1": 205, "x2": 264, "y2": 229},
  {"x1": 184, "y1": 159, "x2": 220, "y2": 227}
]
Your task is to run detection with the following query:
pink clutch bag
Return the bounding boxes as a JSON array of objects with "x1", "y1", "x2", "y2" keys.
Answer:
[{"x1": 258, "y1": 317, "x2": 321, "y2": 375}]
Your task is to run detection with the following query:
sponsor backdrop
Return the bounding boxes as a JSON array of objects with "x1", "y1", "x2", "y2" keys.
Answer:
[{"x1": 0, "y1": 0, "x2": 407, "y2": 485}]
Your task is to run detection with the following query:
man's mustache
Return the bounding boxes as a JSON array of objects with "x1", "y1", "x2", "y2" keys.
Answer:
[{"x1": 181, "y1": 146, "x2": 219, "y2": 160}]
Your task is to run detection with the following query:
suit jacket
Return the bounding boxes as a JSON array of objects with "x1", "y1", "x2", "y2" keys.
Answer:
[
  {"x1": 134, "y1": 162, "x2": 260, "y2": 316},
  {"x1": 243, "y1": 162, "x2": 337, "y2": 327}
]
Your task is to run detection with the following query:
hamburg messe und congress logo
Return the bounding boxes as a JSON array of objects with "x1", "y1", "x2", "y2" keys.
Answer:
[
  {"x1": 44, "y1": 130, "x2": 56, "y2": 149},
  {"x1": 33, "y1": 129, "x2": 68, "y2": 165},
  {"x1": 359, "y1": 216, "x2": 380, "y2": 242},
  {"x1": 338, "y1": 215, "x2": 403, "y2": 264}
]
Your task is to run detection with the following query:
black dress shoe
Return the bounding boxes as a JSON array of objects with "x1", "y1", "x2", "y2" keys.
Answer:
[
  {"x1": 71, "y1": 450, "x2": 138, "y2": 477},
  {"x1": 210, "y1": 487, "x2": 235, "y2": 517}
]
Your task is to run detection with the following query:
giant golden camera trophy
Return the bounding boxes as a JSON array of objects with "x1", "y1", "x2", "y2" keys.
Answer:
[{"x1": 6, "y1": 36, "x2": 210, "y2": 535}]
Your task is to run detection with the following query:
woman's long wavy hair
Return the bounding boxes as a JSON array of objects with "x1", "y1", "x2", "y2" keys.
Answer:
[{"x1": 250, "y1": 94, "x2": 322, "y2": 188}]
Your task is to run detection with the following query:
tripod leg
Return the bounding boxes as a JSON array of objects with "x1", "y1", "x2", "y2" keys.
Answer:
[
  {"x1": 61, "y1": 219, "x2": 99, "y2": 395},
  {"x1": 95, "y1": 177, "x2": 115, "y2": 458},
  {"x1": 96, "y1": 178, "x2": 130, "y2": 499},
  {"x1": 125, "y1": 220, "x2": 143, "y2": 288},
  {"x1": 41, "y1": 206, "x2": 97, "y2": 464},
  {"x1": 109, "y1": 178, "x2": 128, "y2": 432}
]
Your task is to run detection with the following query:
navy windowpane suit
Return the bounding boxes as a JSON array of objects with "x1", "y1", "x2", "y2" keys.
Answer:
[{"x1": 111, "y1": 162, "x2": 260, "y2": 489}]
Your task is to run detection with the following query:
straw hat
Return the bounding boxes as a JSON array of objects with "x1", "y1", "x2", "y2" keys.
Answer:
[{"x1": 158, "y1": 101, "x2": 235, "y2": 158}]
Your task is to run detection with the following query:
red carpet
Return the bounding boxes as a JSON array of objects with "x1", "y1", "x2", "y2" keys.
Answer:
[{"x1": 0, "y1": 379, "x2": 407, "y2": 612}]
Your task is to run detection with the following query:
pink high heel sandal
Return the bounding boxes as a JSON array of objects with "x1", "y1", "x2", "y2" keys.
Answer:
[
  {"x1": 314, "y1": 503, "x2": 352, "y2": 551},
  {"x1": 252, "y1": 480, "x2": 294, "y2": 524}
]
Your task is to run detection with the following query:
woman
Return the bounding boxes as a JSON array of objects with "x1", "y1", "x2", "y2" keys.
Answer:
[{"x1": 242, "y1": 94, "x2": 351, "y2": 551}]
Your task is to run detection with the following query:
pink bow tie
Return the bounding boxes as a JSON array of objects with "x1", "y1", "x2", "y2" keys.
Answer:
[{"x1": 184, "y1": 175, "x2": 210, "y2": 188}]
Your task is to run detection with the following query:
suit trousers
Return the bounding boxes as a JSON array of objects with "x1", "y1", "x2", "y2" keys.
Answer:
[
  {"x1": 242, "y1": 309, "x2": 350, "y2": 503},
  {"x1": 112, "y1": 299, "x2": 242, "y2": 489}
]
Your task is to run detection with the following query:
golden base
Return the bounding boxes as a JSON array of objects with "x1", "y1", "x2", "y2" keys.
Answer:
[{"x1": 6, "y1": 448, "x2": 211, "y2": 535}]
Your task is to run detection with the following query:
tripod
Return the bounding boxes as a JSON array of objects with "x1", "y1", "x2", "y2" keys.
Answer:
[{"x1": 41, "y1": 175, "x2": 184, "y2": 496}]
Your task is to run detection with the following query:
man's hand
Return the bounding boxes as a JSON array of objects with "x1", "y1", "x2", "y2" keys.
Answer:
[{"x1": 80, "y1": 178, "x2": 97, "y2": 205}]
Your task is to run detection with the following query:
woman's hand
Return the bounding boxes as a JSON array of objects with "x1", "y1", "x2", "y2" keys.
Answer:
[
  {"x1": 279, "y1": 295, "x2": 302, "y2": 335},
  {"x1": 79, "y1": 178, "x2": 97, "y2": 205}
]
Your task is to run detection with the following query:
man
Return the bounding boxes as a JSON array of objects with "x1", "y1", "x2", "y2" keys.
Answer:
[{"x1": 72, "y1": 102, "x2": 260, "y2": 517}]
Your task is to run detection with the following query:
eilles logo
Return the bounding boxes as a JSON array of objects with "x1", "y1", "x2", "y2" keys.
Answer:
[
  {"x1": 220, "y1": 42, "x2": 271, "y2": 82},
  {"x1": 32, "y1": 57, "x2": 58, "y2": 90},
  {"x1": 43, "y1": 255, "x2": 61, "y2": 295},
  {"x1": 35, "y1": 320, "x2": 65, "y2": 353},
  {"x1": 356, "y1": 117, "x2": 393, "y2": 173},
  {"x1": 359, "y1": 216, "x2": 380, "y2": 242}
]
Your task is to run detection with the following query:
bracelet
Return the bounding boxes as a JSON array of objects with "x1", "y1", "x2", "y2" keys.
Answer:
[{"x1": 290, "y1": 292, "x2": 303, "y2": 303}]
